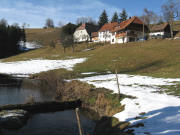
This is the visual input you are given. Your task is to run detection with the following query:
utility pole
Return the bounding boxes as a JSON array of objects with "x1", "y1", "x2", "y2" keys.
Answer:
[{"x1": 143, "y1": 16, "x2": 145, "y2": 42}]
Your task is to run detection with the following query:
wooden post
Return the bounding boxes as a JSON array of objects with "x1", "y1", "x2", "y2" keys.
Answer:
[
  {"x1": 115, "y1": 69, "x2": 121, "y2": 100},
  {"x1": 143, "y1": 16, "x2": 145, "y2": 42},
  {"x1": 75, "y1": 108, "x2": 83, "y2": 135}
]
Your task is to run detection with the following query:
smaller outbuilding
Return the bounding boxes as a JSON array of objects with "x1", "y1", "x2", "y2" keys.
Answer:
[
  {"x1": 149, "y1": 23, "x2": 171, "y2": 39},
  {"x1": 73, "y1": 23, "x2": 99, "y2": 43}
]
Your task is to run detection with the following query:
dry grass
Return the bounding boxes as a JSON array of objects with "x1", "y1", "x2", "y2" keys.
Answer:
[
  {"x1": 2, "y1": 42, "x2": 105, "y2": 62},
  {"x1": 25, "y1": 28, "x2": 61, "y2": 46},
  {"x1": 173, "y1": 20, "x2": 180, "y2": 31},
  {"x1": 74, "y1": 39, "x2": 180, "y2": 78},
  {"x1": 2, "y1": 39, "x2": 180, "y2": 78}
]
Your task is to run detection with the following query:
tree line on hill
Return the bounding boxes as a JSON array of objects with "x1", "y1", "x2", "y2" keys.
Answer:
[
  {"x1": 23, "y1": 0, "x2": 180, "y2": 54},
  {"x1": 0, "y1": 19, "x2": 26, "y2": 58},
  {"x1": 59, "y1": 0, "x2": 179, "y2": 51},
  {"x1": 44, "y1": 9, "x2": 129, "y2": 29},
  {"x1": 44, "y1": 0, "x2": 179, "y2": 30}
]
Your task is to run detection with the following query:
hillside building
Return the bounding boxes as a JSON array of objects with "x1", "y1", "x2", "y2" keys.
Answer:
[
  {"x1": 110, "y1": 16, "x2": 149, "y2": 44},
  {"x1": 73, "y1": 23, "x2": 98, "y2": 43},
  {"x1": 149, "y1": 23, "x2": 171, "y2": 39}
]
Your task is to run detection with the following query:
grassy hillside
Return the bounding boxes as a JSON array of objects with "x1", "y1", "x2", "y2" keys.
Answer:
[
  {"x1": 173, "y1": 20, "x2": 180, "y2": 31},
  {"x1": 74, "y1": 40, "x2": 180, "y2": 78},
  {"x1": 2, "y1": 39, "x2": 180, "y2": 78},
  {"x1": 25, "y1": 28, "x2": 61, "y2": 46},
  {"x1": 25, "y1": 20, "x2": 180, "y2": 46}
]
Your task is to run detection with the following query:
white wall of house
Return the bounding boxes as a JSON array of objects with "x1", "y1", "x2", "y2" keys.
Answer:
[
  {"x1": 110, "y1": 34, "x2": 116, "y2": 44},
  {"x1": 110, "y1": 30, "x2": 146, "y2": 44},
  {"x1": 116, "y1": 37, "x2": 128, "y2": 43},
  {"x1": 73, "y1": 29, "x2": 90, "y2": 42},
  {"x1": 98, "y1": 31, "x2": 112, "y2": 42},
  {"x1": 111, "y1": 35, "x2": 128, "y2": 44},
  {"x1": 149, "y1": 32, "x2": 164, "y2": 36}
]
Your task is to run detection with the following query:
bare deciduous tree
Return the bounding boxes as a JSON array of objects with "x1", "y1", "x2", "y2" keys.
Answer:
[
  {"x1": 161, "y1": 0, "x2": 179, "y2": 38},
  {"x1": 45, "y1": 18, "x2": 54, "y2": 28},
  {"x1": 60, "y1": 31, "x2": 74, "y2": 53},
  {"x1": 0, "y1": 18, "x2": 8, "y2": 26},
  {"x1": 76, "y1": 17, "x2": 96, "y2": 25},
  {"x1": 141, "y1": 8, "x2": 158, "y2": 28},
  {"x1": 58, "y1": 21, "x2": 64, "y2": 28}
]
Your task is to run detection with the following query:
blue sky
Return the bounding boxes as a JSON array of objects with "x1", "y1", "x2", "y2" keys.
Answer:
[{"x1": 0, "y1": 0, "x2": 167, "y2": 28}]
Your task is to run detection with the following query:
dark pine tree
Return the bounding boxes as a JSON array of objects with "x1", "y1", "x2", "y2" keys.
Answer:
[
  {"x1": 21, "y1": 28, "x2": 26, "y2": 43},
  {"x1": 111, "y1": 12, "x2": 119, "y2": 22},
  {"x1": 119, "y1": 9, "x2": 128, "y2": 22},
  {"x1": 0, "y1": 21, "x2": 25, "y2": 58},
  {"x1": 60, "y1": 23, "x2": 77, "y2": 53},
  {"x1": 98, "y1": 10, "x2": 108, "y2": 28}
]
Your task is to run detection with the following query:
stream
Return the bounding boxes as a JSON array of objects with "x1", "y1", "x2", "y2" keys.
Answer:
[{"x1": 0, "y1": 78, "x2": 96, "y2": 135}]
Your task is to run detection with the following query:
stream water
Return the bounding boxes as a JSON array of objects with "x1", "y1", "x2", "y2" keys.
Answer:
[
  {"x1": 0, "y1": 78, "x2": 96, "y2": 135},
  {"x1": 0, "y1": 79, "x2": 54, "y2": 105}
]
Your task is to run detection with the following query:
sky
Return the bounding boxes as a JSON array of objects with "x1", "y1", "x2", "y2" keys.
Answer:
[{"x1": 0, "y1": 0, "x2": 168, "y2": 28}]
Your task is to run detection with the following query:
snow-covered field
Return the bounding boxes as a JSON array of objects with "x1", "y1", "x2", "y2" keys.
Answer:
[
  {"x1": 0, "y1": 58, "x2": 86, "y2": 77},
  {"x1": 1, "y1": 56, "x2": 180, "y2": 134},
  {"x1": 78, "y1": 74, "x2": 180, "y2": 135}
]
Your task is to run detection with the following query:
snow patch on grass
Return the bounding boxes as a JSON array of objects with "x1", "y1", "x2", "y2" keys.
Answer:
[
  {"x1": 0, "y1": 58, "x2": 86, "y2": 77},
  {"x1": 81, "y1": 72, "x2": 97, "y2": 75},
  {"x1": 78, "y1": 74, "x2": 180, "y2": 135}
]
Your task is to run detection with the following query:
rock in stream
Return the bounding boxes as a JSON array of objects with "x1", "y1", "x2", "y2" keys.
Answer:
[{"x1": 0, "y1": 110, "x2": 29, "y2": 129}]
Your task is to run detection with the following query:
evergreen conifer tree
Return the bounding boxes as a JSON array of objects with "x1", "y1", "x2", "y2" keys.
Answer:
[
  {"x1": 111, "y1": 12, "x2": 119, "y2": 22},
  {"x1": 119, "y1": 9, "x2": 128, "y2": 22},
  {"x1": 98, "y1": 10, "x2": 108, "y2": 28}
]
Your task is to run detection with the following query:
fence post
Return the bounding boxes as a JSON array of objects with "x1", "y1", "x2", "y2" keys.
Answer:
[
  {"x1": 75, "y1": 108, "x2": 83, "y2": 135},
  {"x1": 115, "y1": 69, "x2": 121, "y2": 100}
]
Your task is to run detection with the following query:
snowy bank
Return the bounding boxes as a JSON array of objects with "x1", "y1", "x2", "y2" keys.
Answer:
[
  {"x1": 78, "y1": 74, "x2": 180, "y2": 135},
  {"x1": 19, "y1": 42, "x2": 41, "y2": 51},
  {"x1": 0, "y1": 58, "x2": 86, "y2": 77}
]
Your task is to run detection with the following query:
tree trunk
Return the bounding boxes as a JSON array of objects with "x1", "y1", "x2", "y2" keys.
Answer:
[
  {"x1": 86, "y1": 41, "x2": 88, "y2": 49},
  {"x1": 72, "y1": 45, "x2": 75, "y2": 53},
  {"x1": 170, "y1": 21, "x2": 174, "y2": 39},
  {"x1": 63, "y1": 47, "x2": 66, "y2": 53}
]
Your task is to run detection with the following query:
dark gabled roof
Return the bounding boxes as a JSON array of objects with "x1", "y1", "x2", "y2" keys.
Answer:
[
  {"x1": 175, "y1": 31, "x2": 180, "y2": 37},
  {"x1": 75, "y1": 23, "x2": 99, "y2": 35},
  {"x1": 111, "y1": 16, "x2": 145, "y2": 32},
  {"x1": 150, "y1": 23, "x2": 169, "y2": 32}
]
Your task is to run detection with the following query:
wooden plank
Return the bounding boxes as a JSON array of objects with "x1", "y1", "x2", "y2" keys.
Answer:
[{"x1": 0, "y1": 100, "x2": 82, "y2": 113}]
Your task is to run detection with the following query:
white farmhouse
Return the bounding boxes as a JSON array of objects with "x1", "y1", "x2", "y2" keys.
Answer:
[
  {"x1": 149, "y1": 23, "x2": 171, "y2": 39},
  {"x1": 73, "y1": 23, "x2": 98, "y2": 43},
  {"x1": 98, "y1": 22, "x2": 118, "y2": 42},
  {"x1": 110, "y1": 16, "x2": 149, "y2": 44}
]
